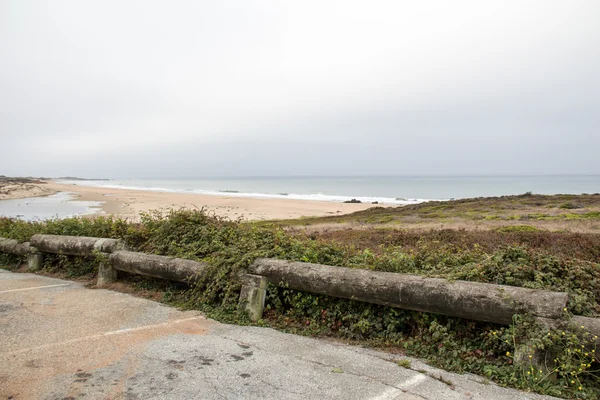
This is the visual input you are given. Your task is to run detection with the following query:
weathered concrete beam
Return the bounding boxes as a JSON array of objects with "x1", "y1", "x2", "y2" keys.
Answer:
[
  {"x1": 249, "y1": 258, "x2": 569, "y2": 326},
  {"x1": 572, "y1": 316, "x2": 600, "y2": 341},
  {"x1": 0, "y1": 238, "x2": 33, "y2": 256},
  {"x1": 109, "y1": 250, "x2": 207, "y2": 283},
  {"x1": 513, "y1": 315, "x2": 600, "y2": 372},
  {"x1": 538, "y1": 316, "x2": 600, "y2": 349},
  {"x1": 31, "y1": 234, "x2": 125, "y2": 256},
  {"x1": 572, "y1": 316, "x2": 600, "y2": 351},
  {"x1": 17, "y1": 242, "x2": 33, "y2": 256},
  {"x1": 0, "y1": 238, "x2": 18, "y2": 254}
]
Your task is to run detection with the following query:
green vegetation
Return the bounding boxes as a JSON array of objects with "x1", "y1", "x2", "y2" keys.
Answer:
[
  {"x1": 560, "y1": 202, "x2": 582, "y2": 210},
  {"x1": 1, "y1": 204, "x2": 600, "y2": 398},
  {"x1": 255, "y1": 193, "x2": 600, "y2": 230},
  {"x1": 495, "y1": 225, "x2": 541, "y2": 233}
]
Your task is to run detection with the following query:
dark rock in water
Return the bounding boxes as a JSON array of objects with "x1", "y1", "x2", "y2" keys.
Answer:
[
  {"x1": 343, "y1": 199, "x2": 362, "y2": 204},
  {"x1": 371, "y1": 201, "x2": 379, "y2": 204}
]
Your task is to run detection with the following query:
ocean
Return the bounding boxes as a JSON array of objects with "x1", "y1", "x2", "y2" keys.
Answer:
[
  {"x1": 1, "y1": 175, "x2": 598, "y2": 221},
  {"x1": 59, "y1": 175, "x2": 600, "y2": 205}
]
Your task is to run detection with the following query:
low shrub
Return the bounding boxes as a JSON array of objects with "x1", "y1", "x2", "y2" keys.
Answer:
[
  {"x1": 496, "y1": 225, "x2": 540, "y2": 233},
  {"x1": 559, "y1": 202, "x2": 581, "y2": 209}
]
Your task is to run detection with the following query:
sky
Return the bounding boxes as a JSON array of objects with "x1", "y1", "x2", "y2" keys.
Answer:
[{"x1": 1, "y1": 0, "x2": 599, "y2": 178}]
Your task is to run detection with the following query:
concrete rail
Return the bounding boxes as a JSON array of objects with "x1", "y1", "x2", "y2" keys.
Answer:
[
  {"x1": 110, "y1": 250, "x2": 208, "y2": 283},
  {"x1": 2, "y1": 233, "x2": 599, "y2": 351},
  {"x1": 31, "y1": 234, "x2": 125, "y2": 256},
  {"x1": 249, "y1": 258, "x2": 569, "y2": 325},
  {"x1": 537, "y1": 315, "x2": 600, "y2": 349},
  {"x1": 0, "y1": 238, "x2": 32, "y2": 256}
]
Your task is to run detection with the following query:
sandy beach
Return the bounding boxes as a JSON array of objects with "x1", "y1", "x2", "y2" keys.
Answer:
[{"x1": 40, "y1": 182, "x2": 379, "y2": 221}]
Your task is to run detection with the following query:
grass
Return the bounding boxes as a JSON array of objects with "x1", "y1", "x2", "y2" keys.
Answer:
[
  {"x1": 306, "y1": 228, "x2": 600, "y2": 264},
  {"x1": 1, "y1": 197, "x2": 600, "y2": 398},
  {"x1": 253, "y1": 193, "x2": 600, "y2": 232}
]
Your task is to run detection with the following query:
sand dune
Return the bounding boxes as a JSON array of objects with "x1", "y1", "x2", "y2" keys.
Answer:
[{"x1": 0, "y1": 182, "x2": 57, "y2": 200}]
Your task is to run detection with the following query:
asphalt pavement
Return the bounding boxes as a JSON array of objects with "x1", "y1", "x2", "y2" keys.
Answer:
[{"x1": 0, "y1": 270, "x2": 558, "y2": 400}]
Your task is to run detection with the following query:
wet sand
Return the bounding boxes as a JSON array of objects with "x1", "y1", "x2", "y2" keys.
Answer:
[{"x1": 43, "y1": 182, "x2": 380, "y2": 221}]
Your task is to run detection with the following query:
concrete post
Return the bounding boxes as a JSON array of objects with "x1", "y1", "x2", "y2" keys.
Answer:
[
  {"x1": 27, "y1": 247, "x2": 44, "y2": 271},
  {"x1": 513, "y1": 318, "x2": 558, "y2": 376},
  {"x1": 97, "y1": 258, "x2": 118, "y2": 287},
  {"x1": 514, "y1": 341, "x2": 554, "y2": 375},
  {"x1": 239, "y1": 274, "x2": 268, "y2": 322}
]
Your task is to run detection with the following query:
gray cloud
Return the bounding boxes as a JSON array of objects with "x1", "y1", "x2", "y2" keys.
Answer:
[{"x1": 1, "y1": 0, "x2": 599, "y2": 177}]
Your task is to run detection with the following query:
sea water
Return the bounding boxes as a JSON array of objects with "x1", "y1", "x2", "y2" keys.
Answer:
[
  {"x1": 58, "y1": 175, "x2": 600, "y2": 205},
  {"x1": 0, "y1": 192, "x2": 103, "y2": 221}
]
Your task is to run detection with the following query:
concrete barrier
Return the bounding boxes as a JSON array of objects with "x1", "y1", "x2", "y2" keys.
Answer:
[
  {"x1": 1, "y1": 233, "x2": 599, "y2": 354},
  {"x1": 536, "y1": 315, "x2": 600, "y2": 349},
  {"x1": 31, "y1": 234, "x2": 125, "y2": 256},
  {"x1": 248, "y1": 258, "x2": 569, "y2": 325},
  {"x1": 1, "y1": 235, "x2": 206, "y2": 286},
  {"x1": 0, "y1": 238, "x2": 43, "y2": 270},
  {"x1": 110, "y1": 250, "x2": 208, "y2": 283},
  {"x1": 0, "y1": 238, "x2": 33, "y2": 256}
]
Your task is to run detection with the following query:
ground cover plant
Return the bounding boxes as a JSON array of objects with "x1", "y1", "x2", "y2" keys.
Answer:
[
  {"x1": 256, "y1": 193, "x2": 600, "y2": 233},
  {"x1": 1, "y1": 198, "x2": 600, "y2": 398}
]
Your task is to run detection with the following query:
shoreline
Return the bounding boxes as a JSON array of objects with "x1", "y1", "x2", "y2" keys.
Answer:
[
  {"x1": 57, "y1": 180, "x2": 427, "y2": 205},
  {"x1": 43, "y1": 182, "x2": 381, "y2": 221}
]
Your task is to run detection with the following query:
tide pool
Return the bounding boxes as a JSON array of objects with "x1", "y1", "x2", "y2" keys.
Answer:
[{"x1": 0, "y1": 192, "x2": 103, "y2": 221}]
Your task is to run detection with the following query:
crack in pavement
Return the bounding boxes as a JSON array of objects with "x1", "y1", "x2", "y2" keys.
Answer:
[
  {"x1": 255, "y1": 377, "x2": 308, "y2": 396},
  {"x1": 297, "y1": 356, "x2": 430, "y2": 396},
  {"x1": 206, "y1": 379, "x2": 228, "y2": 400}
]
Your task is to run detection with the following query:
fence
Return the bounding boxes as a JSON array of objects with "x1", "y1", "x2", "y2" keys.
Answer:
[{"x1": 1, "y1": 234, "x2": 599, "y2": 363}]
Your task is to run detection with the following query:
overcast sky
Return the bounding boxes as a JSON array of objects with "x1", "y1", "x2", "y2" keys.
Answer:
[{"x1": 1, "y1": 0, "x2": 599, "y2": 178}]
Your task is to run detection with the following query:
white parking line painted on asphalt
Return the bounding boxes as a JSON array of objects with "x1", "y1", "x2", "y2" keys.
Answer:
[
  {"x1": 102, "y1": 317, "x2": 204, "y2": 336},
  {"x1": 398, "y1": 374, "x2": 427, "y2": 389},
  {"x1": 0, "y1": 316, "x2": 205, "y2": 356},
  {"x1": 368, "y1": 387, "x2": 403, "y2": 400},
  {"x1": 0, "y1": 283, "x2": 71, "y2": 294},
  {"x1": 367, "y1": 374, "x2": 427, "y2": 400}
]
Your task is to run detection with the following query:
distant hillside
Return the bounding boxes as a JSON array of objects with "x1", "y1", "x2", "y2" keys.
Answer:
[
  {"x1": 56, "y1": 177, "x2": 111, "y2": 181},
  {"x1": 0, "y1": 176, "x2": 48, "y2": 184}
]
